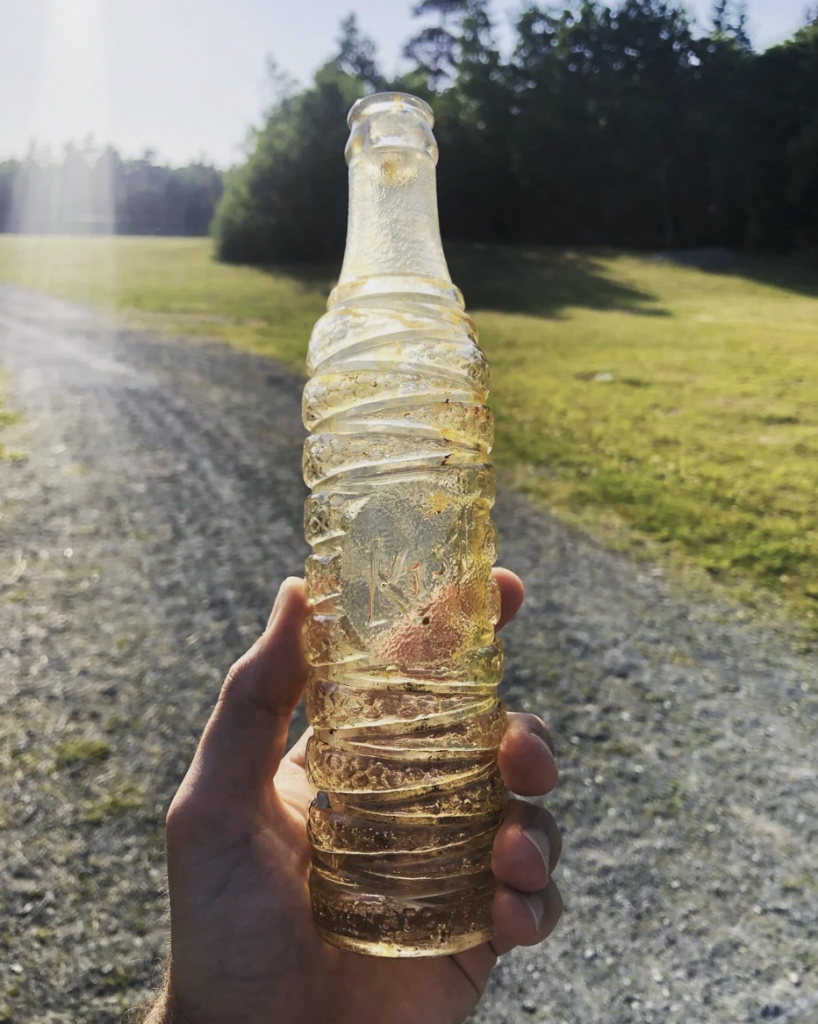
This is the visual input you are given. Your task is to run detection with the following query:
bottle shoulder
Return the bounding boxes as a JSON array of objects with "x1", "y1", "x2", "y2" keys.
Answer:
[{"x1": 306, "y1": 291, "x2": 482, "y2": 377}]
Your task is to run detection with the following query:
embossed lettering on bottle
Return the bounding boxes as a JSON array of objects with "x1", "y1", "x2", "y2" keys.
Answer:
[{"x1": 302, "y1": 92, "x2": 507, "y2": 958}]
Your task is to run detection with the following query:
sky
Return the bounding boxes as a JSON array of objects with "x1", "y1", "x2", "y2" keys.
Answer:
[{"x1": 0, "y1": 0, "x2": 812, "y2": 167}]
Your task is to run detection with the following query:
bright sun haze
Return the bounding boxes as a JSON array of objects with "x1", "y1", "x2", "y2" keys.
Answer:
[{"x1": 0, "y1": 0, "x2": 811, "y2": 167}]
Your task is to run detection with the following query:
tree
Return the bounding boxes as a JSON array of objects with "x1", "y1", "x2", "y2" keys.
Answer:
[
  {"x1": 0, "y1": 146, "x2": 222, "y2": 236},
  {"x1": 509, "y1": 0, "x2": 702, "y2": 247},
  {"x1": 212, "y1": 64, "x2": 364, "y2": 264},
  {"x1": 711, "y1": 0, "x2": 751, "y2": 50},
  {"x1": 336, "y1": 14, "x2": 383, "y2": 89},
  {"x1": 744, "y1": 15, "x2": 818, "y2": 249},
  {"x1": 404, "y1": 0, "x2": 495, "y2": 87},
  {"x1": 402, "y1": 0, "x2": 517, "y2": 240},
  {"x1": 209, "y1": 6, "x2": 818, "y2": 263}
]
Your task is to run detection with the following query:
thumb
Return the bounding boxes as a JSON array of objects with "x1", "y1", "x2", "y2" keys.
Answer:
[{"x1": 177, "y1": 577, "x2": 310, "y2": 817}]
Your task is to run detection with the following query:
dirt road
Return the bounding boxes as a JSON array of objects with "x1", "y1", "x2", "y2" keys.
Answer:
[{"x1": 1, "y1": 284, "x2": 816, "y2": 1023}]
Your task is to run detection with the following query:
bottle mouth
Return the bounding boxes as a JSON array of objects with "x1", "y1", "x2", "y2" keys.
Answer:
[
  {"x1": 348, "y1": 92, "x2": 434, "y2": 130},
  {"x1": 345, "y1": 93, "x2": 438, "y2": 165}
]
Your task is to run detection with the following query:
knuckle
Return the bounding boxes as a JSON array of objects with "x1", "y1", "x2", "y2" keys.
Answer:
[
  {"x1": 165, "y1": 795, "x2": 190, "y2": 844},
  {"x1": 165, "y1": 788, "x2": 217, "y2": 845},
  {"x1": 220, "y1": 650, "x2": 260, "y2": 703},
  {"x1": 165, "y1": 790, "x2": 196, "y2": 836},
  {"x1": 224, "y1": 652, "x2": 252, "y2": 689}
]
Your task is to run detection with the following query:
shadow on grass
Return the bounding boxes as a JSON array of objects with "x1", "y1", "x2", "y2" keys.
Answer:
[
  {"x1": 261, "y1": 261, "x2": 337, "y2": 297},
  {"x1": 446, "y1": 243, "x2": 668, "y2": 318},
  {"x1": 663, "y1": 247, "x2": 818, "y2": 300},
  {"x1": 725, "y1": 254, "x2": 818, "y2": 300},
  {"x1": 263, "y1": 242, "x2": 669, "y2": 320}
]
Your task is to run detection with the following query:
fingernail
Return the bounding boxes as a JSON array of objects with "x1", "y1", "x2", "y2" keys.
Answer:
[
  {"x1": 267, "y1": 582, "x2": 287, "y2": 629},
  {"x1": 522, "y1": 891, "x2": 545, "y2": 931},
  {"x1": 532, "y1": 731, "x2": 555, "y2": 758},
  {"x1": 521, "y1": 827, "x2": 551, "y2": 880}
]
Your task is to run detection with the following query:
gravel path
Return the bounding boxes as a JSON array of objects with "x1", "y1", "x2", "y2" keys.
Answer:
[{"x1": 0, "y1": 283, "x2": 816, "y2": 1024}]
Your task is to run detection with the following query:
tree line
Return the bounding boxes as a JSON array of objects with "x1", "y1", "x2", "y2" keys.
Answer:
[
  {"x1": 0, "y1": 142, "x2": 223, "y2": 236},
  {"x1": 213, "y1": 0, "x2": 818, "y2": 265}
]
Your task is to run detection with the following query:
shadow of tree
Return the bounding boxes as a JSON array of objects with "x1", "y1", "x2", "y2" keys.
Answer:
[
  {"x1": 721, "y1": 255, "x2": 818, "y2": 300},
  {"x1": 446, "y1": 243, "x2": 669, "y2": 319},
  {"x1": 260, "y1": 260, "x2": 337, "y2": 300},
  {"x1": 266, "y1": 242, "x2": 669, "y2": 320},
  {"x1": 662, "y1": 247, "x2": 818, "y2": 300}
]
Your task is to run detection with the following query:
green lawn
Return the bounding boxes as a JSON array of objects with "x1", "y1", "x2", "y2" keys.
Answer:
[
  {"x1": 1, "y1": 234, "x2": 817, "y2": 628},
  {"x1": 0, "y1": 369, "x2": 17, "y2": 459}
]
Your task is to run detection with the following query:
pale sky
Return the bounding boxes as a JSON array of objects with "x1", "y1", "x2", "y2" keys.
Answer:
[{"x1": 0, "y1": 0, "x2": 811, "y2": 167}]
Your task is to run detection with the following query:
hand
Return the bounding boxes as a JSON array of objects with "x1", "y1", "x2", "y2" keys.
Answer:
[{"x1": 148, "y1": 570, "x2": 561, "y2": 1024}]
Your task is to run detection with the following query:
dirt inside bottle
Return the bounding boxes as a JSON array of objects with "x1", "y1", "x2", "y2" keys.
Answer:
[{"x1": 302, "y1": 92, "x2": 507, "y2": 957}]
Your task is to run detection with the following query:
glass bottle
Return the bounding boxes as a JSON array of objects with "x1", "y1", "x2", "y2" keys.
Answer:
[{"x1": 302, "y1": 92, "x2": 506, "y2": 957}]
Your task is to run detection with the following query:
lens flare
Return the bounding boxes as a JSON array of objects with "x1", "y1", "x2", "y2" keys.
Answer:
[{"x1": 17, "y1": 0, "x2": 116, "y2": 304}]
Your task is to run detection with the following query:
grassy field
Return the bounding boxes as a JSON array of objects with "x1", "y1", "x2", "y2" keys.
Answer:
[
  {"x1": 1, "y1": 234, "x2": 817, "y2": 627},
  {"x1": 0, "y1": 369, "x2": 17, "y2": 459}
]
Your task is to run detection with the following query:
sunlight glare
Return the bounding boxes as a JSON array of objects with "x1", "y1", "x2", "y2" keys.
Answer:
[{"x1": 19, "y1": 0, "x2": 117, "y2": 305}]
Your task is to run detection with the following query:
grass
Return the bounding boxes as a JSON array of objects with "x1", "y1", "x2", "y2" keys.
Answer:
[
  {"x1": 81, "y1": 779, "x2": 147, "y2": 824},
  {"x1": 0, "y1": 369, "x2": 18, "y2": 460},
  {"x1": 1, "y1": 235, "x2": 817, "y2": 627},
  {"x1": 54, "y1": 737, "x2": 112, "y2": 768},
  {"x1": 0, "y1": 235, "x2": 322, "y2": 365}
]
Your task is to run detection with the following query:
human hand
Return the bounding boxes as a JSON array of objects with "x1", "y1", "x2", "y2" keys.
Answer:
[{"x1": 146, "y1": 570, "x2": 561, "y2": 1024}]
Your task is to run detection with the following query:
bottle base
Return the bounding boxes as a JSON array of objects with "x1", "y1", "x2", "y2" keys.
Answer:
[{"x1": 316, "y1": 924, "x2": 495, "y2": 958}]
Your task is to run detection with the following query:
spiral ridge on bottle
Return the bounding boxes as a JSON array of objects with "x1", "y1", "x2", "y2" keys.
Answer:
[{"x1": 303, "y1": 287, "x2": 507, "y2": 957}]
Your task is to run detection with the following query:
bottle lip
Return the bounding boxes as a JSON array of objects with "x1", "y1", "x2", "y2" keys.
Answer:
[{"x1": 348, "y1": 92, "x2": 435, "y2": 130}]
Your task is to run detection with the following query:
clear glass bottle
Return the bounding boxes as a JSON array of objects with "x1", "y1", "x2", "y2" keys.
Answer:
[{"x1": 302, "y1": 92, "x2": 506, "y2": 957}]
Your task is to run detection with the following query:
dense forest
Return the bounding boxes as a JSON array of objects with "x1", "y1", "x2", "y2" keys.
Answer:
[
  {"x1": 0, "y1": 144, "x2": 223, "y2": 236},
  {"x1": 2, "y1": 0, "x2": 815, "y2": 256},
  {"x1": 214, "y1": 0, "x2": 818, "y2": 264}
]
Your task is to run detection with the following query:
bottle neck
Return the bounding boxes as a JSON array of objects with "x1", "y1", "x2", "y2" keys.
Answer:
[{"x1": 330, "y1": 94, "x2": 461, "y2": 309}]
